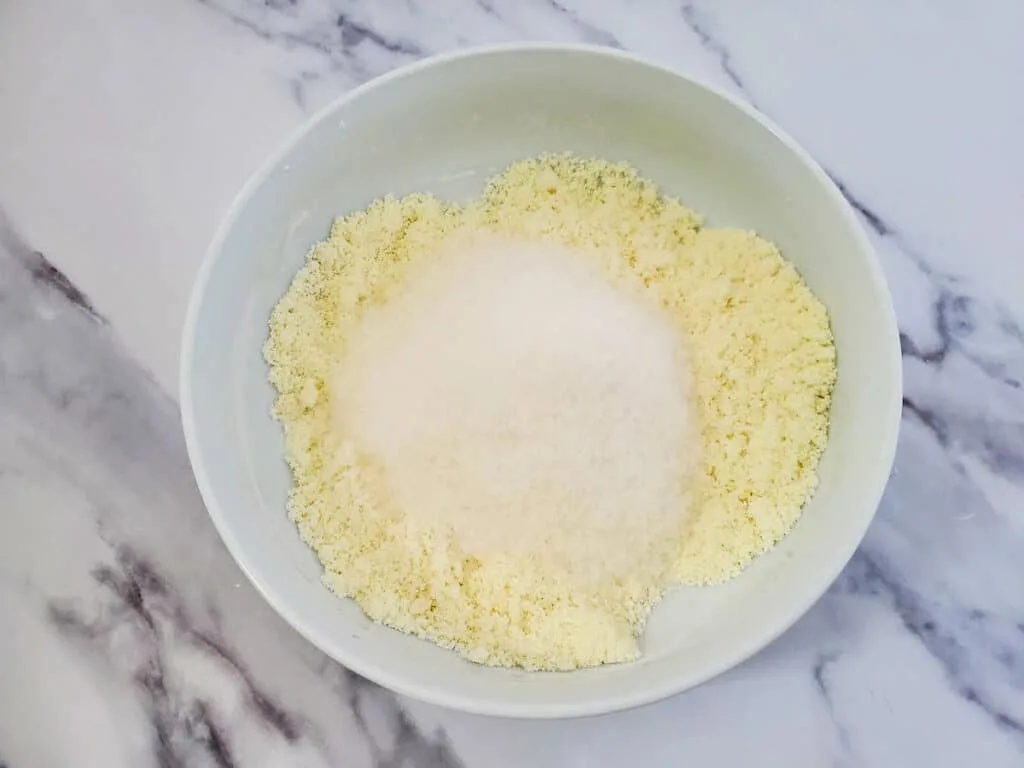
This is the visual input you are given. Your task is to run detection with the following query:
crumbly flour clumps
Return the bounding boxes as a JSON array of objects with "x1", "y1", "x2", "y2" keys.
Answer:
[{"x1": 264, "y1": 154, "x2": 837, "y2": 670}]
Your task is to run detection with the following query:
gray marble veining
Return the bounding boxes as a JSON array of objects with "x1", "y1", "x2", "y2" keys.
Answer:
[
  {"x1": 0, "y1": 218, "x2": 461, "y2": 766},
  {"x1": 1, "y1": 1, "x2": 1022, "y2": 765}
]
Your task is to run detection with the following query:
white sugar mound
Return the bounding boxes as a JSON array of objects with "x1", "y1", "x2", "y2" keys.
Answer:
[{"x1": 333, "y1": 235, "x2": 695, "y2": 584}]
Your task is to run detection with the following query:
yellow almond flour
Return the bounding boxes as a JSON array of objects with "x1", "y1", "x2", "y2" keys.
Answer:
[{"x1": 263, "y1": 154, "x2": 837, "y2": 670}]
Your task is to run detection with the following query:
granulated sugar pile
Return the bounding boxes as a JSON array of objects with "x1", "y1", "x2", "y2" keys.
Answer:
[
  {"x1": 334, "y1": 236, "x2": 695, "y2": 589},
  {"x1": 264, "y1": 154, "x2": 837, "y2": 670}
]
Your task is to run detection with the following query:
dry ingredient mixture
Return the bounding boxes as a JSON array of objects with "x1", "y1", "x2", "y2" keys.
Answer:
[
  {"x1": 264, "y1": 154, "x2": 837, "y2": 670},
  {"x1": 332, "y1": 236, "x2": 697, "y2": 591}
]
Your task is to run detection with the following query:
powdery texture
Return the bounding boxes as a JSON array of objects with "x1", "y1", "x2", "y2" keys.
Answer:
[
  {"x1": 333, "y1": 235, "x2": 695, "y2": 588},
  {"x1": 264, "y1": 154, "x2": 837, "y2": 670}
]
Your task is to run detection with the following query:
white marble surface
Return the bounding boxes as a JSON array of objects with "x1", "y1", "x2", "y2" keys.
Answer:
[{"x1": 1, "y1": 1, "x2": 1022, "y2": 766}]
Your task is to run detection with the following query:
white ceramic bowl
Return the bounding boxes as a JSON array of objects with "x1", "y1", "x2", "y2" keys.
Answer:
[{"x1": 181, "y1": 44, "x2": 901, "y2": 718}]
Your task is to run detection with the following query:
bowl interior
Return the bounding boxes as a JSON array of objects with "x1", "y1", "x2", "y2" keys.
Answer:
[{"x1": 183, "y1": 46, "x2": 900, "y2": 717}]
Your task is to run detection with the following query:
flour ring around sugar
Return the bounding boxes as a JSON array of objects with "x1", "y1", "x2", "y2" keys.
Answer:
[{"x1": 263, "y1": 153, "x2": 837, "y2": 671}]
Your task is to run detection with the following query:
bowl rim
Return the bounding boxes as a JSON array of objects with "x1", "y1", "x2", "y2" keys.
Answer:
[{"x1": 180, "y1": 41, "x2": 903, "y2": 718}]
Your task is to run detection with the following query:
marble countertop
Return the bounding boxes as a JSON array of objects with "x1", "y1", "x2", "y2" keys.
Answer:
[{"x1": 2, "y1": 1, "x2": 1022, "y2": 766}]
